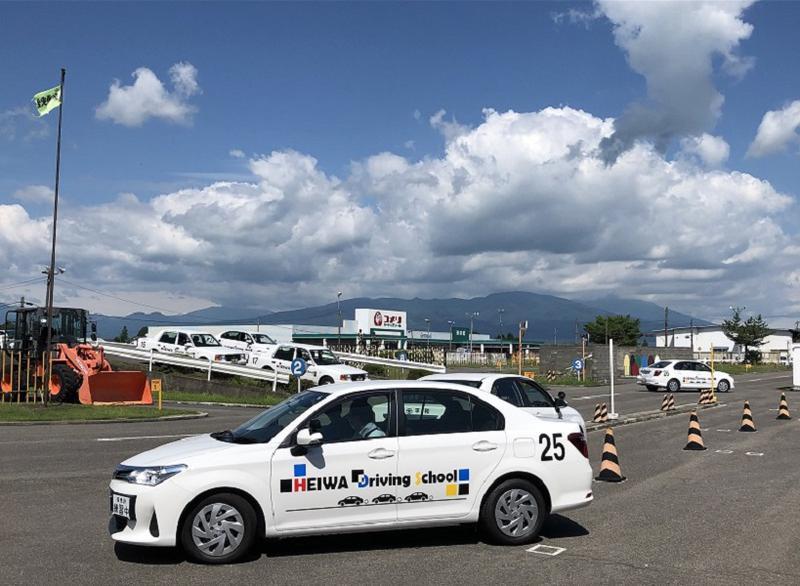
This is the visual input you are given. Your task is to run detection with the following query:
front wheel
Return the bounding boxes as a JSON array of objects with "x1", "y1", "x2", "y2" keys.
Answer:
[
  {"x1": 666, "y1": 379, "x2": 680, "y2": 393},
  {"x1": 319, "y1": 376, "x2": 334, "y2": 385},
  {"x1": 479, "y1": 479, "x2": 545, "y2": 545},
  {"x1": 180, "y1": 493, "x2": 256, "y2": 564},
  {"x1": 717, "y1": 379, "x2": 730, "y2": 393}
]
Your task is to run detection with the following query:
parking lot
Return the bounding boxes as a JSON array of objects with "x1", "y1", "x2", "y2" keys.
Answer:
[{"x1": 2, "y1": 372, "x2": 798, "y2": 585}]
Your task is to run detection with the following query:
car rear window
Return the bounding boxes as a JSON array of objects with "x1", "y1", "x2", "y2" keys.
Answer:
[
  {"x1": 445, "y1": 380, "x2": 482, "y2": 389},
  {"x1": 649, "y1": 361, "x2": 672, "y2": 369}
]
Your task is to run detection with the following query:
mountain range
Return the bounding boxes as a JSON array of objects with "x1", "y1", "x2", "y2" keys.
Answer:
[{"x1": 94, "y1": 291, "x2": 708, "y2": 342}]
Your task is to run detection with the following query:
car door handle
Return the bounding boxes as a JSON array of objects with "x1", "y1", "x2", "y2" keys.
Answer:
[
  {"x1": 472, "y1": 441, "x2": 498, "y2": 452},
  {"x1": 368, "y1": 448, "x2": 395, "y2": 459}
]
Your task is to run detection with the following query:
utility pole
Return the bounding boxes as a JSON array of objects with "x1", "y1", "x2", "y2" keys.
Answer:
[
  {"x1": 518, "y1": 320, "x2": 527, "y2": 376},
  {"x1": 336, "y1": 291, "x2": 342, "y2": 348},
  {"x1": 466, "y1": 312, "x2": 479, "y2": 352},
  {"x1": 424, "y1": 318, "x2": 431, "y2": 352},
  {"x1": 604, "y1": 317, "x2": 609, "y2": 345},
  {"x1": 553, "y1": 328, "x2": 557, "y2": 346},
  {"x1": 690, "y1": 318, "x2": 694, "y2": 353},
  {"x1": 574, "y1": 319, "x2": 578, "y2": 345},
  {"x1": 498, "y1": 308, "x2": 504, "y2": 336},
  {"x1": 447, "y1": 320, "x2": 454, "y2": 352},
  {"x1": 664, "y1": 306, "x2": 669, "y2": 349}
]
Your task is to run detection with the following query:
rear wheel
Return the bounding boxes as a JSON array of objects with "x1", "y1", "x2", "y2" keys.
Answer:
[
  {"x1": 180, "y1": 493, "x2": 256, "y2": 564},
  {"x1": 480, "y1": 479, "x2": 545, "y2": 545},
  {"x1": 319, "y1": 376, "x2": 334, "y2": 385},
  {"x1": 50, "y1": 364, "x2": 81, "y2": 403},
  {"x1": 717, "y1": 379, "x2": 730, "y2": 393},
  {"x1": 666, "y1": 379, "x2": 680, "y2": 393}
]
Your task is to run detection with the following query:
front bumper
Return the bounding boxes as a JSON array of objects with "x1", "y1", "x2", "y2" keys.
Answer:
[{"x1": 108, "y1": 479, "x2": 192, "y2": 547}]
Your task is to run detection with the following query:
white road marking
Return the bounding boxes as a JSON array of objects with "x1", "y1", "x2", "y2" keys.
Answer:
[
  {"x1": 571, "y1": 394, "x2": 612, "y2": 401},
  {"x1": 96, "y1": 433, "x2": 194, "y2": 442},
  {"x1": 747, "y1": 375, "x2": 791, "y2": 382},
  {"x1": 714, "y1": 449, "x2": 733, "y2": 454},
  {"x1": 715, "y1": 429, "x2": 731, "y2": 432},
  {"x1": 745, "y1": 451, "x2": 764, "y2": 457},
  {"x1": 526, "y1": 544, "x2": 566, "y2": 556}
]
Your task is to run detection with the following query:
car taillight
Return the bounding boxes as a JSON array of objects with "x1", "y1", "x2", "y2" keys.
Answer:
[
  {"x1": 654, "y1": 370, "x2": 661, "y2": 376},
  {"x1": 568, "y1": 432, "x2": 589, "y2": 459},
  {"x1": 214, "y1": 355, "x2": 223, "y2": 361}
]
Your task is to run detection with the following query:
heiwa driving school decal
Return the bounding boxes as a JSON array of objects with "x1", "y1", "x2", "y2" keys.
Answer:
[{"x1": 281, "y1": 464, "x2": 470, "y2": 512}]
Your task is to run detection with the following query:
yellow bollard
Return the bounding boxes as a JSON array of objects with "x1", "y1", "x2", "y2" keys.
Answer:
[
  {"x1": 25, "y1": 354, "x2": 30, "y2": 403},
  {"x1": 16, "y1": 352, "x2": 22, "y2": 403},
  {"x1": 152, "y1": 379, "x2": 163, "y2": 411}
]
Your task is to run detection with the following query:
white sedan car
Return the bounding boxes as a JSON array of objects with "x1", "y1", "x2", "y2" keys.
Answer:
[
  {"x1": 421, "y1": 373, "x2": 586, "y2": 435},
  {"x1": 636, "y1": 360, "x2": 734, "y2": 393},
  {"x1": 109, "y1": 381, "x2": 592, "y2": 563}
]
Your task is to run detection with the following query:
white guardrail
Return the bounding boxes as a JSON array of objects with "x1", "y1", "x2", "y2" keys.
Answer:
[
  {"x1": 101, "y1": 342, "x2": 289, "y2": 390},
  {"x1": 334, "y1": 352, "x2": 447, "y2": 374}
]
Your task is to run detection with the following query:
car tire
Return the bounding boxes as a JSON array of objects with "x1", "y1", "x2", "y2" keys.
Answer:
[
  {"x1": 717, "y1": 379, "x2": 730, "y2": 393},
  {"x1": 479, "y1": 479, "x2": 546, "y2": 545},
  {"x1": 666, "y1": 379, "x2": 680, "y2": 393},
  {"x1": 646, "y1": 385, "x2": 658, "y2": 392},
  {"x1": 319, "y1": 376, "x2": 334, "y2": 385},
  {"x1": 180, "y1": 493, "x2": 257, "y2": 565}
]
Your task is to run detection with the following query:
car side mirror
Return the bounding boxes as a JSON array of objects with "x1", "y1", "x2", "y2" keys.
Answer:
[
  {"x1": 90, "y1": 333, "x2": 97, "y2": 342},
  {"x1": 91, "y1": 323, "x2": 97, "y2": 334},
  {"x1": 555, "y1": 391, "x2": 567, "y2": 407},
  {"x1": 296, "y1": 428, "x2": 323, "y2": 446}
]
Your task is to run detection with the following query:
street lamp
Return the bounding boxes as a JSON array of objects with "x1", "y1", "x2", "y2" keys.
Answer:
[
  {"x1": 498, "y1": 307, "x2": 504, "y2": 335},
  {"x1": 424, "y1": 318, "x2": 431, "y2": 355},
  {"x1": 447, "y1": 320, "x2": 454, "y2": 352},
  {"x1": 336, "y1": 291, "x2": 342, "y2": 348},
  {"x1": 466, "y1": 311, "x2": 479, "y2": 353}
]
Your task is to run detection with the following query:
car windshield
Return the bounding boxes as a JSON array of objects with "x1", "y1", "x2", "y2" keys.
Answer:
[
  {"x1": 310, "y1": 349, "x2": 340, "y2": 365},
  {"x1": 226, "y1": 391, "x2": 328, "y2": 443},
  {"x1": 252, "y1": 334, "x2": 275, "y2": 345},
  {"x1": 649, "y1": 361, "x2": 672, "y2": 369},
  {"x1": 191, "y1": 334, "x2": 221, "y2": 347}
]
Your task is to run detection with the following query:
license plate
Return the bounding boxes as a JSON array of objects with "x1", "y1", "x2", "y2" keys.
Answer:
[{"x1": 110, "y1": 492, "x2": 134, "y2": 520}]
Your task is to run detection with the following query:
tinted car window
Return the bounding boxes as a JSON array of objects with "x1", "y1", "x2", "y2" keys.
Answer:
[
  {"x1": 311, "y1": 393, "x2": 392, "y2": 443},
  {"x1": 158, "y1": 331, "x2": 177, "y2": 344},
  {"x1": 650, "y1": 361, "x2": 672, "y2": 369},
  {"x1": 274, "y1": 347, "x2": 294, "y2": 361},
  {"x1": 693, "y1": 362, "x2": 711, "y2": 372},
  {"x1": 515, "y1": 379, "x2": 554, "y2": 408},
  {"x1": 674, "y1": 362, "x2": 691, "y2": 370},
  {"x1": 491, "y1": 378, "x2": 522, "y2": 407},
  {"x1": 401, "y1": 390, "x2": 504, "y2": 436},
  {"x1": 177, "y1": 333, "x2": 190, "y2": 345}
]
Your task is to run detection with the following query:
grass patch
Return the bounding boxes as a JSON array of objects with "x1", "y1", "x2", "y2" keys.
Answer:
[
  {"x1": 0, "y1": 404, "x2": 195, "y2": 422},
  {"x1": 164, "y1": 390, "x2": 287, "y2": 406},
  {"x1": 715, "y1": 363, "x2": 791, "y2": 375},
  {"x1": 542, "y1": 375, "x2": 603, "y2": 387}
]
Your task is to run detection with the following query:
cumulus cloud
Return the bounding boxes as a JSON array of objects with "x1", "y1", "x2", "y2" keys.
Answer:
[
  {"x1": 13, "y1": 185, "x2": 54, "y2": 204},
  {"x1": 747, "y1": 100, "x2": 800, "y2": 157},
  {"x1": 96, "y1": 62, "x2": 201, "y2": 126},
  {"x1": 1, "y1": 105, "x2": 795, "y2": 318},
  {"x1": 679, "y1": 134, "x2": 730, "y2": 167},
  {"x1": 429, "y1": 109, "x2": 470, "y2": 142},
  {"x1": 229, "y1": 148, "x2": 246, "y2": 159},
  {"x1": 595, "y1": 0, "x2": 755, "y2": 163}
]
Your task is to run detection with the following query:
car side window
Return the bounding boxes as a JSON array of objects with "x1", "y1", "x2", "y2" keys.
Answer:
[
  {"x1": 298, "y1": 349, "x2": 312, "y2": 362},
  {"x1": 158, "y1": 331, "x2": 177, "y2": 344},
  {"x1": 694, "y1": 363, "x2": 711, "y2": 372},
  {"x1": 674, "y1": 362, "x2": 689, "y2": 370},
  {"x1": 177, "y1": 333, "x2": 190, "y2": 346},
  {"x1": 220, "y1": 332, "x2": 233, "y2": 340},
  {"x1": 491, "y1": 378, "x2": 523, "y2": 407},
  {"x1": 274, "y1": 347, "x2": 293, "y2": 361},
  {"x1": 400, "y1": 390, "x2": 504, "y2": 436},
  {"x1": 516, "y1": 379, "x2": 554, "y2": 408},
  {"x1": 310, "y1": 392, "x2": 393, "y2": 443}
]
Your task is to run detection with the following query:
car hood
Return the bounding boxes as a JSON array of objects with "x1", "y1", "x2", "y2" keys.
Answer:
[{"x1": 121, "y1": 434, "x2": 236, "y2": 467}]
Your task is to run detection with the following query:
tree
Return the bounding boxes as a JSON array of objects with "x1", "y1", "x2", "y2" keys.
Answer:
[
  {"x1": 584, "y1": 315, "x2": 641, "y2": 346},
  {"x1": 721, "y1": 307, "x2": 770, "y2": 363},
  {"x1": 115, "y1": 326, "x2": 130, "y2": 343}
]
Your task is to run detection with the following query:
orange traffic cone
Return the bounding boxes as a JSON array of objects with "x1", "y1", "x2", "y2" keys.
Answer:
[
  {"x1": 683, "y1": 410, "x2": 706, "y2": 451},
  {"x1": 660, "y1": 394, "x2": 670, "y2": 411},
  {"x1": 776, "y1": 394, "x2": 791, "y2": 420},
  {"x1": 595, "y1": 428, "x2": 625, "y2": 482},
  {"x1": 739, "y1": 401, "x2": 757, "y2": 432}
]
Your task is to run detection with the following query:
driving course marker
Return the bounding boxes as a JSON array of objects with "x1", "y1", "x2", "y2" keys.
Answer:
[
  {"x1": 683, "y1": 410, "x2": 707, "y2": 451},
  {"x1": 739, "y1": 401, "x2": 757, "y2": 432}
]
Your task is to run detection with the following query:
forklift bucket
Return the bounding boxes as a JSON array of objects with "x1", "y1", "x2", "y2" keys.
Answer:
[{"x1": 78, "y1": 371, "x2": 152, "y2": 405}]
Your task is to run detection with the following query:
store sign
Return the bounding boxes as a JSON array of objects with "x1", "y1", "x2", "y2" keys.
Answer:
[
  {"x1": 451, "y1": 326, "x2": 469, "y2": 343},
  {"x1": 372, "y1": 310, "x2": 404, "y2": 329},
  {"x1": 355, "y1": 308, "x2": 408, "y2": 335}
]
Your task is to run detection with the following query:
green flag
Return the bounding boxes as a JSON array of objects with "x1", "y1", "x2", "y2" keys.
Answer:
[{"x1": 32, "y1": 84, "x2": 61, "y2": 117}]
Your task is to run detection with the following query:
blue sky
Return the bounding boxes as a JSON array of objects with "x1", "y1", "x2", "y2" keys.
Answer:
[{"x1": 1, "y1": 1, "x2": 799, "y2": 322}]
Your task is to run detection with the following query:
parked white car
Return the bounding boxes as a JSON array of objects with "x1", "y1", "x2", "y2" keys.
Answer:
[
  {"x1": 249, "y1": 343, "x2": 368, "y2": 385},
  {"x1": 137, "y1": 330, "x2": 246, "y2": 364},
  {"x1": 421, "y1": 373, "x2": 586, "y2": 435},
  {"x1": 218, "y1": 330, "x2": 277, "y2": 355},
  {"x1": 109, "y1": 380, "x2": 592, "y2": 563},
  {"x1": 636, "y1": 360, "x2": 734, "y2": 393}
]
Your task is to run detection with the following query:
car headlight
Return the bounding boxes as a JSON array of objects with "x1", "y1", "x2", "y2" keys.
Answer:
[{"x1": 113, "y1": 464, "x2": 187, "y2": 486}]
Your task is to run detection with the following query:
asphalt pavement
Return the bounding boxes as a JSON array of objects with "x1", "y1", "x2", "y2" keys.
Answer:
[{"x1": 1, "y1": 372, "x2": 797, "y2": 585}]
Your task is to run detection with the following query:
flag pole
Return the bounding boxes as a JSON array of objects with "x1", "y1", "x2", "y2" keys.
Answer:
[{"x1": 44, "y1": 68, "x2": 65, "y2": 406}]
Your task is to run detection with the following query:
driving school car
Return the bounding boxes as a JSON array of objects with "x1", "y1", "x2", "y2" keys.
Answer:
[
  {"x1": 636, "y1": 360, "x2": 734, "y2": 393},
  {"x1": 109, "y1": 381, "x2": 592, "y2": 564}
]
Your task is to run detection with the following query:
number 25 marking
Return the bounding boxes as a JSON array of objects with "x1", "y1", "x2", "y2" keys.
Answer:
[{"x1": 539, "y1": 433, "x2": 565, "y2": 461}]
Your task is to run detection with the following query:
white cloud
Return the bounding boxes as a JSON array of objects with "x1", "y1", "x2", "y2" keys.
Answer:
[
  {"x1": 429, "y1": 109, "x2": 470, "y2": 142},
  {"x1": 679, "y1": 134, "x2": 730, "y2": 167},
  {"x1": 595, "y1": 0, "x2": 755, "y2": 162},
  {"x1": 747, "y1": 100, "x2": 800, "y2": 157},
  {"x1": 229, "y1": 148, "x2": 246, "y2": 159},
  {"x1": 2, "y1": 105, "x2": 795, "y2": 319},
  {"x1": 403, "y1": 140, "x2": 415, "y2": 151},
  {"x1": 13, "y1": 185, "x2": 54, "y2": 204},
  {"x1": 0, "y1": 106, "x2": 48, "y2": 141},
  {"x1": 96, "y1": 62, "x2": 201, "y2": 127}
]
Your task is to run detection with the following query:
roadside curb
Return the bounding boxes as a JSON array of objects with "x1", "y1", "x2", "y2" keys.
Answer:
[
  {"x1": 164, "y1": 399, "x2": 270, "y2": 409},
  {"x1": 586, "y1": 402, "x2": 723, "y2": 432},
  {"x1": 0, "y1": 411, "x2": 208, "y2": 426}
]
